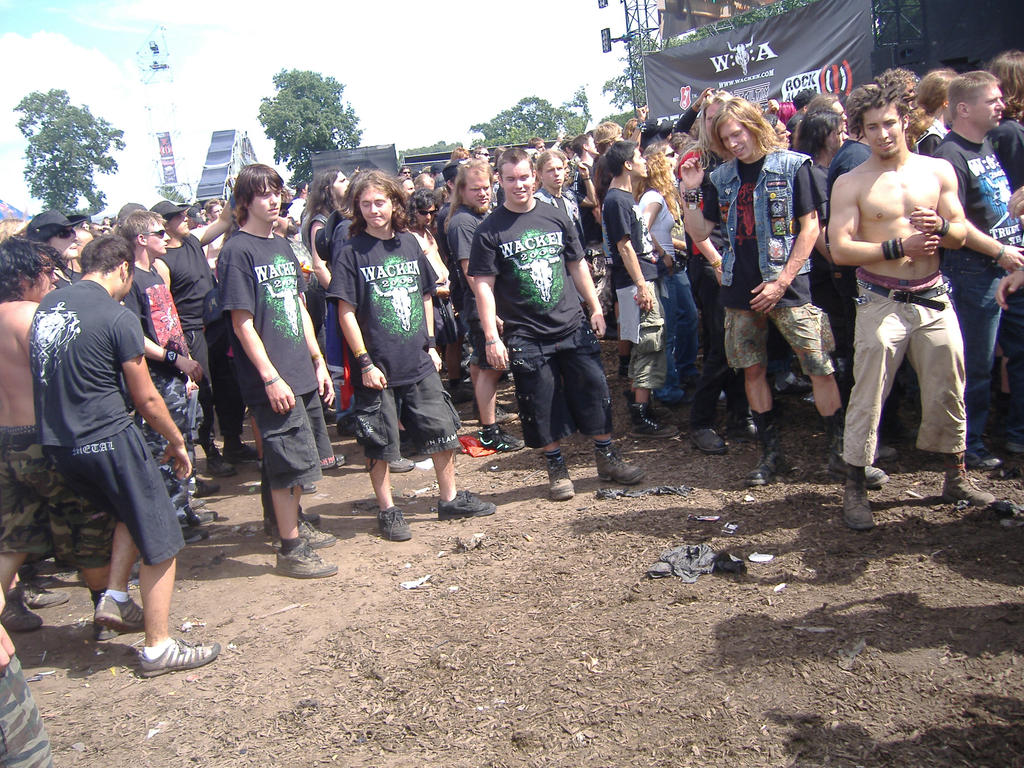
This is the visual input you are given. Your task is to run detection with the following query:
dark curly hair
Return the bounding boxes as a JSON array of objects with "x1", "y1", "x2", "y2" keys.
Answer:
[{"x1": 0, "y1": 237, "x2": 60, "y2": 302}]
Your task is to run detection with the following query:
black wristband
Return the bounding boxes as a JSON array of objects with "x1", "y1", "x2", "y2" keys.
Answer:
[
  {"x1": 356, "y1": 352, "x2": 373, "y2": 372},
  {"x1": 937, "y1": 217, "x2": 950, "y2": 236},
  {"x1": 164, "y1": 349, "x2": 178, "y2": 365},
  {"x1": 426, "y1": 335, "x2": 436, "y2": 349},
  {"x1": 882, "y1": 238, "x2": 902, "y2": 261}
]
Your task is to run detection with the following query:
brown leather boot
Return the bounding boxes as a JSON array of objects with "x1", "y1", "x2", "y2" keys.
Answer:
[
  {"x1": 843, "y1": 463, "x2": 875, "y2": 530},
  {"x1": 942, "y1": 453, "x2": 995, "y2": 507}
]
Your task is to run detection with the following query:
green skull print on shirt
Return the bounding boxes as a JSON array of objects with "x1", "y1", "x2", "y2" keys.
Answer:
[
  {"x1": 358, "y1": 254, "x2": 425, "y2": 338},
  {"x1": 499, "y1": 228, "x2": 566, "y2": 310}
]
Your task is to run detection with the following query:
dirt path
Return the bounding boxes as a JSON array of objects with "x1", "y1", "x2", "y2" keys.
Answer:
[{"x1": 12, "y1": 362, "x2": 1024, "y2": 767}]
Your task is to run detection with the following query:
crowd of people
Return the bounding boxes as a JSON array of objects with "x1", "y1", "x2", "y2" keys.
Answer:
[{"x1": 0, "y1": 49, "x2": 1022, "y2": 765}]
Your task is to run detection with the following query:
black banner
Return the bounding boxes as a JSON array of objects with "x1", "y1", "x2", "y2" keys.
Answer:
[
  {"x1": 644, "y1": 0, "x2": 872, "y2": 118},
  {"x1": 311, "y1": 145, "x2": 398, "y2": 178}
]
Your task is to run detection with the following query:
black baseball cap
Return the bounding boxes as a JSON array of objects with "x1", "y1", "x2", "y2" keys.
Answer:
[
  {"x1": 150, "y1": 200, "x2": 190, "y2": 219},
  {"x1": 25, "y1": 210, "x2": 87, "y2": 241}
]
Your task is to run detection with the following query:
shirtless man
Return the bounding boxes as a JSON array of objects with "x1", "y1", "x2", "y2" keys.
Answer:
[{"x1": 828, "y1": 84, "x2": 994, "y2": 530}]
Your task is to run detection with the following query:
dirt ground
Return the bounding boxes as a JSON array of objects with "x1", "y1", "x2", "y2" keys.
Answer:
[{"x1": 11, "y1": 346, "x2": 1024, "y2": 768}]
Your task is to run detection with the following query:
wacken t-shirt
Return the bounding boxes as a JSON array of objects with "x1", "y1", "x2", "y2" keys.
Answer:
[
  {"x1": 934, "y1": 131, "x2": 1023, "y2": 250},
  {"x1": 122, "y1": 265, "x2": 191, "y2": 379},
  {"x1": 468, "y1": 202, "x2": 585, "y2": 342},
  {"x1": 219, "y1": 231, "x2": 318, "y2": 405},
  {"x1": 328, "y1": 231, "x2": 436, "y2": 387},
  {"x1": 602, "y1": 187, "x2": 659, "y2": 290},
  {"x1": 31, "y1": 279, "x2": 144, "y2": 447}
]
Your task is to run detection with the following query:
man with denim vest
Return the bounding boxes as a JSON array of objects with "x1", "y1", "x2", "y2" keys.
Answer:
[
  {"x1": 829, "y1": 83, "x2": 995, "y2": 530},
  {"x1": 680, "y1": 98, "x2": 844, "y2": 487}
]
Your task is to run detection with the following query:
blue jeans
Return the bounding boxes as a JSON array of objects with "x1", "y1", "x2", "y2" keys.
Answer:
[
  {"x1": 656, "y1": 269, "x2": 700, "y2": 400},
  {"x1": 998, "y1": 288, "x2": 1024, "y2": 445},
  {"x1": 943, "y1": 252, "x2": 1003, "y2": 455}
]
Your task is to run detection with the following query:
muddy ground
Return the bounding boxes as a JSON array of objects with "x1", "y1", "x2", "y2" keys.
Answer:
[{"x1": 11, "y1": 346, "x2": 1024, "y2": 767}]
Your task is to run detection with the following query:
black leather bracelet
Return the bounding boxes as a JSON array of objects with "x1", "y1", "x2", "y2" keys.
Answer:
[{"x1": 937, "y1": 217, "x2": 950, "y2": 236}]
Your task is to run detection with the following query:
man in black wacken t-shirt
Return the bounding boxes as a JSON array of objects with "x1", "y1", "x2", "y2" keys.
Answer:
[
  {"x1": 152, "y1": 201, "x2": 251, "y2": 478},
  {"x1": 469, "y1": 148, "x2": 643, "y2": 501},
  {"x1": 31, "y1": 235, "x2": 219, "y2": 677},
  {"x1": 329, "y1": 171, "x2": 496, "y2": 542},
  {"x1": 681, "y1": 98, "x2": 845, "y2": 488},
  {"x1": 446, "y1": 159, "x2": 525, "y2": 454},
  {"x1": 219, "y1": 164, "x2": 338, "y2": 579}
]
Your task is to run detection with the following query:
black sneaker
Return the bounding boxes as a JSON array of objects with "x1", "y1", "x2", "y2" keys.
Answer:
[
  {"x1": 437, "y1": 490, "x2": 496, "y2": 520},
  {"x1": 195, "y1": 479, "x2": 221, "y2": 498},
  {"x1": 472, "y1": 402, "x2": 516, "y2": 425},
  {"x1": 275, "y1": 541, "x2": 338, "y2": 578},
  {"x1": 223, "y1": 441, "x2": 259, "y2": 463},
  {"x1": 478, "y1": 426, "x2": 525, "y2": 452},
  {"x1": 691, "y1": 427, "x2": 727, "y2": 455},
  {"x1": 965, "y1": 448, "x2": 1003, "y2": 470},
  {"x1": 378, "y1": 507, "x2": 412, "y2": 541},
  {"x1": 205, "y1": 451, "x2": 237, "y2": 478}
]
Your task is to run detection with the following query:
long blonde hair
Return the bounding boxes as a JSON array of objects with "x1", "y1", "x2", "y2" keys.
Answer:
[
  {"x1": 636, "y1": 143, "x2": 679, "y2": 219},
  {"x1": 695, "y1": 90, "x2": 736, "y2": 166}
]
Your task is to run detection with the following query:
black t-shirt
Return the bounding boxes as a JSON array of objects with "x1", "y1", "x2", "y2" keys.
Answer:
[
  {"x1": 574, "y1": 172, "x2": 602, "y2": 245},
  {"x1": 934, "y1": 131, "x2": 1023, "y2": 249},
  {"x1": 158, "y1": 233, "x2": 215, "y2": 331},
  {"x1": 989, "y1": 118, "x2": 1024, "y2": 190},
  {"x1": 122, "y1": 264, "x2": 191, "y2": 379},
  {"x1": 327, "y1": 231, "x2": 436, "y2": 387},
  {"x1": 219, "y1": 232, "x2": 318, "y2": 405},
  {"x1": 32, "y1": 280, "x2": 144, "y2": 446},
  {"x1": 446, "y1": 206, "x2": 486, "y2": 322},
  {"x1": 468, "y1": 202, "x2": 585, "y2": 342},
  {"x1": 602, "y1": 187, "x2": 659, "y2": 290},
  {"x1": 703, "y1": 157, "x2": 816, "y2": 309},
  {"x1": 807, "y1": 163, "x2": 832, "y2": 288},
  {"x1": 826, "y1": 139, "x2": 871, "y2": 203}
]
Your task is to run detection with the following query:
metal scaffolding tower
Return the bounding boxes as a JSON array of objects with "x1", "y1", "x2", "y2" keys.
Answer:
[{"x1": 620, "y1": 0, "x2": 662, "y2": 109}]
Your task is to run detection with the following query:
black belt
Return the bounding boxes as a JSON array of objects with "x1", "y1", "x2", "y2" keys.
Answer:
[{"x1": 857, "y1": 279, "x2": 949, "y2": 311}]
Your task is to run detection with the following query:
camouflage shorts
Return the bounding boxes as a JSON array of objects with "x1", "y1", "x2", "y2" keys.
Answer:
[
  {"x1": 0, "y1": 427, "x2": 114, "y2": 569},
  {"x1": 724, "y1": 304, "x2": 835, "y2": 376},
  {"x1": 0, "y1": 655, "x2": 52, "y2": 768}
]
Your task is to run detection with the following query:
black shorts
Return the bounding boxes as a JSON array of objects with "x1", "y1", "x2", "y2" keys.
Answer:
[
  {"x1": 467, "y1": 320, "x2": 497, "y2": 371},
  {"x1": 507, "y1": 323, "x2": 613, "y2": 448},
  {"x1": 351, "y1": 373, "x2": 461, "y2": 462},
  {"x1": 47, "y1": 425, "x2": 184, "y2": 566},
  {"x1": 249, "y1": 391, "x2": 325, "y2": 491}
]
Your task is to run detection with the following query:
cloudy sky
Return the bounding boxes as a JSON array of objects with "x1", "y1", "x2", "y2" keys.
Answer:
[{"x1": 1, "y1": 0, "x2": 631, "y2": 217}]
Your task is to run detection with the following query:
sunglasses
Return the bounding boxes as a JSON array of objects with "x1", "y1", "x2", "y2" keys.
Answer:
[
  {"x1": 418, "y1": 209, "x2": 436, "y2": 216},
  {"x1": 145, "y1": 229, "x2": 166, "y2": 238},
  {"x1": 56, "y1": 227, "x2": 75, "y2": 239}
]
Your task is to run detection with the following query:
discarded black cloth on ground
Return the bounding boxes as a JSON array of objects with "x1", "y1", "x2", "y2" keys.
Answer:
[
  {"x1": 596, "y1": 485, "x2": 693, "y2": 500},
  {"x1": 647, "y1": 544, "x2": 746, "y2": 583}
]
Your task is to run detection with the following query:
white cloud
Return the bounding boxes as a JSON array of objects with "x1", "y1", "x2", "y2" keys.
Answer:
[{"x1": 2, "y1": 0, "x2": 629, "y2": 215}]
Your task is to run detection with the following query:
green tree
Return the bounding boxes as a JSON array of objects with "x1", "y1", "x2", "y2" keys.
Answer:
[
  {"x1": 258, "y1": 69, "x2": 362, "y2": 184},
  {"x1": 469, "y1": 89, "x2": 591, "y2": 146},
  {"x1": 15, "y1": 89, "x2": 125, "y2": 214},
  {"x1": 401, "y1": 140, "x2": 461, "y2": 158},
  {"x1": 157, "y1": 185, "x2": 186, "y2": 204}
]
